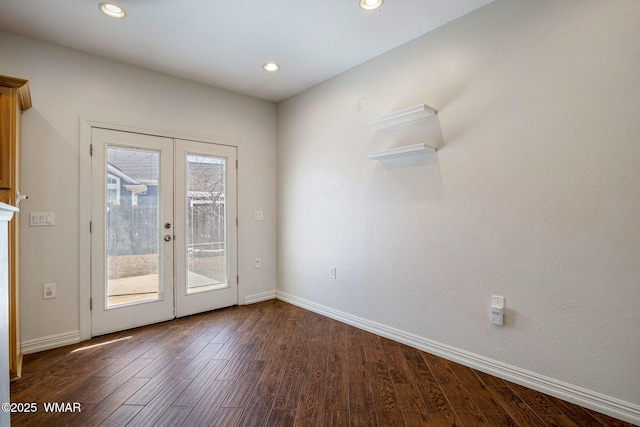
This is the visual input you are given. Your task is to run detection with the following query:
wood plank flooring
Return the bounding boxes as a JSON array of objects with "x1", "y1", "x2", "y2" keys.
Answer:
[{"x1": 10, "y1": 300, "x2": 636, "y2": 426}]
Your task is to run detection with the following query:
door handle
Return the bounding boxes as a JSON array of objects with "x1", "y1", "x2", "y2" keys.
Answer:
[{"x1": 164, "y1": 235, "x2": 172, "y2": 242}]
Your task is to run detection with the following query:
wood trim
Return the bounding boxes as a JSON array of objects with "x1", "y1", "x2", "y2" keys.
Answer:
[
  {"x1": 0, "y1": 75, "x2": 28, "y2": 89},
  {"x1": 17, "y1": 83, "x2": 32, "y2": 111},
  {"x1": 0, "y1": 75, "x2": 32, "y2": 110},
  {"x1": 0, "y1": 74, "x2": 28, "y2": 382},
  {"x1": 0, "y1": 88, "x2": 16, "y2": 190},
  {"x1": 10, "y1": 108, "x2": 21, "y2": 380}
]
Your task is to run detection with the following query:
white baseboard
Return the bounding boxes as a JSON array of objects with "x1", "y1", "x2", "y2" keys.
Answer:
[
  {"x1": 276, "y1": 290, "x2": 640, "y2": 425},
  {"x1": 22, "y1": 290, "x2": 278, "y2": 355},
  {"x1": 244, "y1": 290, "x2": 276, "y2": 305},
  {"x1": 21, "y1": 330, "x2": 81, "y2": 355}
]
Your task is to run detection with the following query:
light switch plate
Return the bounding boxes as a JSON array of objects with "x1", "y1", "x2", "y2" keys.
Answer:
[
  {"x1": 30, "y1": 212, "x2": 55, "y2": 227},
  {"x1": 254, "y1": 210, "x2": 264, "y2": 221}
]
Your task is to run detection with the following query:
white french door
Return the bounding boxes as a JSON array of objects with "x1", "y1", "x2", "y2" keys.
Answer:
[
  {"x1": 90, "y1": 128, "x2": 237, "y2": 336},
  {"x1": 174, "y1": 139, "x2": 237, "y2": 317}
]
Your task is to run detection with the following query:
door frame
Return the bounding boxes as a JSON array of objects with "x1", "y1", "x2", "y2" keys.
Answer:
[{"x1": 79, "y1": 118, "x2": 241, "y2": 340}]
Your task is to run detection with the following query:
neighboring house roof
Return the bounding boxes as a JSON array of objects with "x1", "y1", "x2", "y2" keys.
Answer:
[
  {"x1": 107, "y1": 163, "x2": 141, "y2": 185},
  {"x1": 108, "y1": 149, "x2": 159, "y2": 185}
]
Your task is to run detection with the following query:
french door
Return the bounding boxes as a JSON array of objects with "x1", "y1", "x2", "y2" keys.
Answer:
[{"x1": 90, "y1": 128, "x2": 237, "y2": 336}]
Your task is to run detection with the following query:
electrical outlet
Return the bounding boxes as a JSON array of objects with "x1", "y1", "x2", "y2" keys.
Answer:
[
  {"x1": 330, "y1": 267, "x2": 336, "y2": 279},
  {"x1": 491, "y1": 295, "x2": 504, "y2": 309},
  {"x1": 44, "y1": 283, "x2": 56, "y2": 299},
  {"x1": 254, "y1": 257, "x2": 261, "y2": 269}
]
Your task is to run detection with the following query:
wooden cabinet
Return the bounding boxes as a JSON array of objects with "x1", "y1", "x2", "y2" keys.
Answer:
[{"x1": 0, "y1": 75, "x2": 32, "y2": 381}]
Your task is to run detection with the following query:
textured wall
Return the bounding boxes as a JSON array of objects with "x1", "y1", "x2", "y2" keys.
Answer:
[
  {"x1": 278, "y1": 0, "x2": 640, "y2": 406},
  {"x1": 0, "y1": 31, "x2": 277, "y2": 342}
]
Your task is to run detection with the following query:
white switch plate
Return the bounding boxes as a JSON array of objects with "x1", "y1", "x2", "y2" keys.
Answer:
[
  {"x1": 254, "y1": 210, "x2": 264, "y2": 221},
  {"x1": 330, "y1": 267, "x2": 336, "y2": 279},
  {"x1": 30, "y1": 212, "x2": 55, "y2": 227},
  {"x1": 254, "y1": 257, "x2": 261, "y2": 269}
]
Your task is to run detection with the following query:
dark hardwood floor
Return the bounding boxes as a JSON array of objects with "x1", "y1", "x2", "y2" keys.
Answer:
[{"x1": 10, "y1": 300, "x2": 636, "y2": 426}]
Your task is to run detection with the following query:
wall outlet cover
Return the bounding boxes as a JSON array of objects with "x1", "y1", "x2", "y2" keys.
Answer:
[{"x1": 44, "y1": 283, "x2": 56, "y2": 299}]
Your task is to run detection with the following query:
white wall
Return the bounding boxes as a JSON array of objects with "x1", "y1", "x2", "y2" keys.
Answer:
[
  {"x1": 0, "y1": 31, "x2": 277, "y2": 344},
  {"x1": 277, "y1": 0, "x2": 640, "y2": 417}
]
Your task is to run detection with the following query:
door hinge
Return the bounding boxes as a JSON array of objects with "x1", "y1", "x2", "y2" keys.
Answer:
[
  {"x1": 89, "y1": 298, "x2": 92, "y2": 310},
  {"x1": 90, "y1": 221, "x2": 93, "y2": 233},
  {"x1": 90, "y1": 144, "x2": 93, "y2": 156},
  {"x1": 236, "y1": 159, "x2": 238, "y2": 169},
  {"x1": 237, "y1": 275, "x2": 239, "y2": 284},
  {"x1": 236, "y1": 217, "x2": 238, "y2": 227}
]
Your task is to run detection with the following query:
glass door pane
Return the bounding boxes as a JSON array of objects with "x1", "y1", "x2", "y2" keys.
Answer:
[
  {"x1": 186, "y1": 154, "x2": 227, "y2": 293},
  {"x1": 106, "y1": 147, "x2": 162, "y2": 307}
]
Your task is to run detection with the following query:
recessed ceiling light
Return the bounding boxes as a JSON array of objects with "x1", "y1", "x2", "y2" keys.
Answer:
[
  {"x1": 263, "y1": 62, "x2": 280, "y2": 72},
  {"x1": 99, "y1": 2, "x2": 126, "y2": 19},
  {"x1": 359, "y1": 0, "x2": 383, "y2": 10}
]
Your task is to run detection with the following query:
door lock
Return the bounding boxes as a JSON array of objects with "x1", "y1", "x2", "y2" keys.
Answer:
[
  {"x1": 164, "y1": 235, "x2": 172, "y2": 242},
  {"x1": 164, "y1": 223, "x2": 171, "y2": 229}
]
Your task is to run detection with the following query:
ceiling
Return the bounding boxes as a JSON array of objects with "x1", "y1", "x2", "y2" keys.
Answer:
[{"x1": 0, "y1": 0, "x2": 493, "y2": 102}]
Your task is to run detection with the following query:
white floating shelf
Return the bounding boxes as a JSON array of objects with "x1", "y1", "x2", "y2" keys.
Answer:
[
  {"x1": 367, "y1": 143, "x2": 436, "y2": 160},
  {"x1": 367, "y1": 104, "x2": 437, "y2": 128}
]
